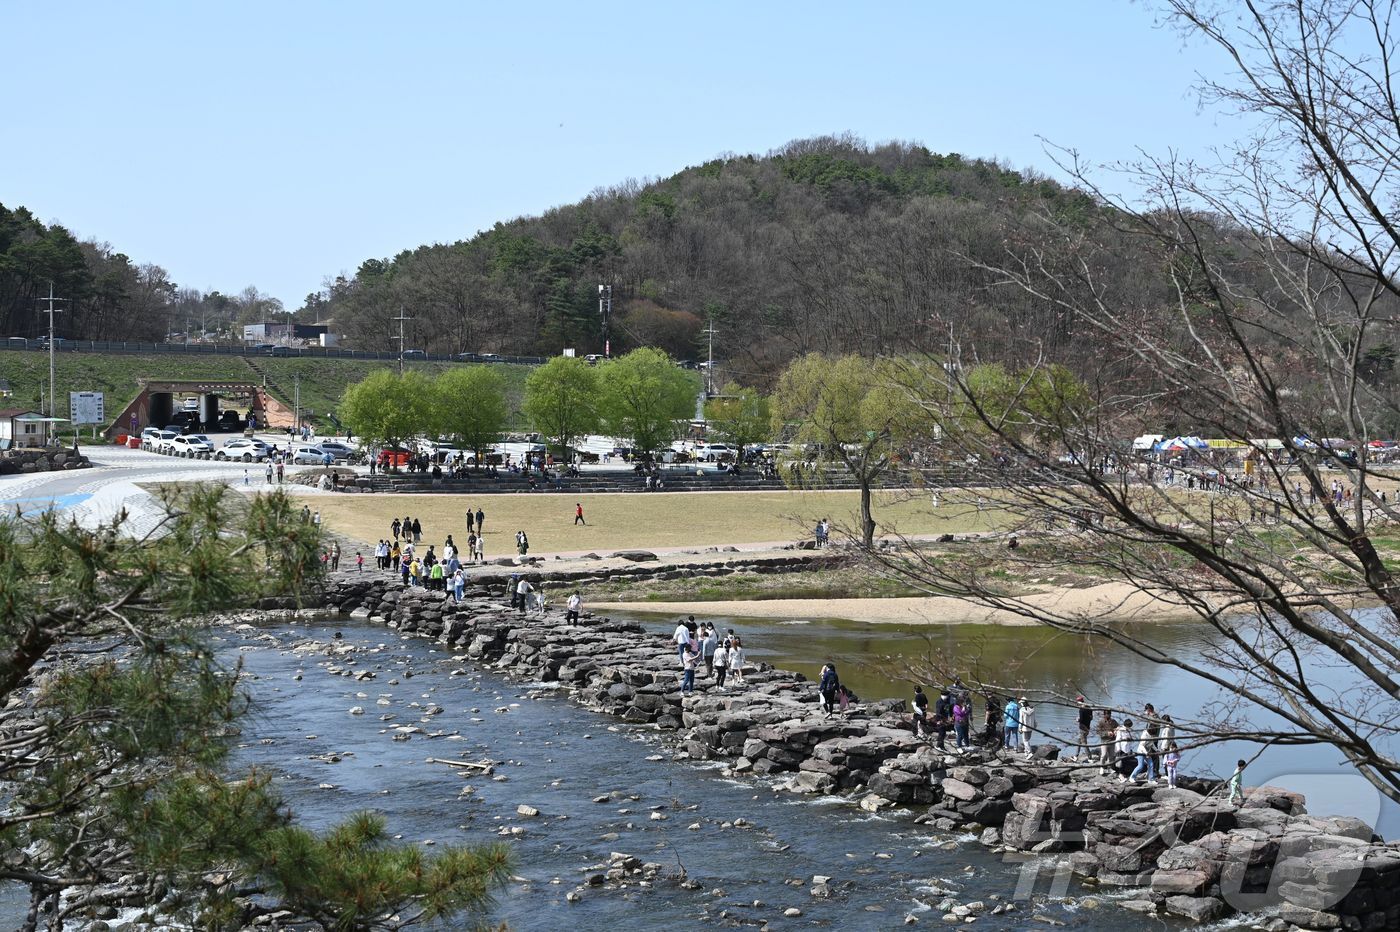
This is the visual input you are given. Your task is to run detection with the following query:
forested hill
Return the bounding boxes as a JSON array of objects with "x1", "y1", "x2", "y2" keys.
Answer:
[
  {"x1": 322, "y1": 135, "x2": 1123, "y2": 381},
  {"x1": 0, "y1": 204, "x2": 284, "y2": 343}
]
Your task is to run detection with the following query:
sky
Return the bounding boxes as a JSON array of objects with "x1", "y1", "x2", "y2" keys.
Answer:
[{"x1": 0, "y1": 1, "x2": 1241, "y2": 308}]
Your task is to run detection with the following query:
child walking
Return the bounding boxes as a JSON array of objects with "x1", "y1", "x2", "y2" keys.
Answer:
[
  {"x1": 1164, "y1": 741, "x2": 1181, "y2": 788},
  {"x1": 1228, "y1": 759, "x2": 1247, "y2": 805}
]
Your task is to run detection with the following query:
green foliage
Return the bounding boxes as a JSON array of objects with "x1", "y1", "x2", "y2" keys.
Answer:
[
  {"x1": 338, "y1": 369, "x2": 435, "y2": 453},
  {"x1": 0, "y1": 491, "x2": 511, "y2": 929},
  {"x1": 955, "y1": 362, "x2": 1091, "y2": 445},
  {"x1": 704, "y1": 382, "x2": 771, "y2": 450},
  {"x1": 522, "y1": 355, "x2": 601, "y2": 454},
  {"x1": 257, "y1": 812, "x2": 511, "y2": 931},
  {"x1": 771, "y1": 353, "x2": 914, "y2": 545},
  {"x1": 314, "y1": 135, "x2": 1113, "y2": 367},
  {"x1": 434, "y1": 366, "x2": 508, "y2": 462},
  {"x1": 597, "y1": 348, "x2": 696, "y2": 456}
]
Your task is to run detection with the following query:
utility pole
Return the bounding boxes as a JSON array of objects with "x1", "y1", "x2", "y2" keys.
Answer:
[
  {"x1": 392, "y1": 307, "x2": 412, "y2": 375},
  {"x1": 701, "y1": 320, "x2": 718, "y2": 396},
  {"x1": 597, "y1": 284, "x2": 612, "y2": 358},
  {"x1": 293, "y1": 372, "x2": 301, "y2": 432},
  {"x1": 40, "y1": 283, "x2": 67, "y2": 417}
]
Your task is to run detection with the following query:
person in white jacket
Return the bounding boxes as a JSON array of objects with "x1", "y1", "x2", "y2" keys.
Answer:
[
  {"x1": 1115, "y1": 719, "x2": 1134, "y2": 780},
  {"x1": 1018, "y1": 698, "x2": 1036, "y2": 757},
  {"x1": 727, "y1": 637, "x2": 745, "y2": 686},
  {"x1": 1129, "y1": 725, "x2": 1156, "y2": 783}
]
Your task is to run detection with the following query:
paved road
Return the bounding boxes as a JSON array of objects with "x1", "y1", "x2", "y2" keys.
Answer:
[{"x1": 0, "y1": 445, "x2": 313, "y2": 535}]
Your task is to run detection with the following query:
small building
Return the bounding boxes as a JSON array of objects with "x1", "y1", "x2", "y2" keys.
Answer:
[{"x1": 0, "y1": 409, "x2": 64, "y2": 449}]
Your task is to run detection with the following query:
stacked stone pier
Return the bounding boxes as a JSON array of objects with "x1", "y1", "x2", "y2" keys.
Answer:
[{"x1": 292, "y1": 572, "x2": 1400, "y2": 930}]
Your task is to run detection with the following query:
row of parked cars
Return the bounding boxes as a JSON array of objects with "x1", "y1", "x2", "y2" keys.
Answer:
[{"x1": 138, "y1": 428, "x2": 357, "y2": 465}]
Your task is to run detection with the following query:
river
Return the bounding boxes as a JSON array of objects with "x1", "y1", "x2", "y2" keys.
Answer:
[{"x1": 3, "y1": 610, "x2": 1389, "y2": 929}]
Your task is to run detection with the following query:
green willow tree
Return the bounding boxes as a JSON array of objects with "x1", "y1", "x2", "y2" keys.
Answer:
[
  {"x1": 433, "y1": 366, "x2": 508, "y2": 466},
  {"x1": 522, "y1": 355, "x2": 600, "y2": 457},
  {"x1": 597, "y1": 348, "x2": 696, "y2": 459},
  {"x1": 338, "y1": 369, "x2": 434, "y2": 465},
  {"x1": 771, "y1": 353, "x2": 917, "y2": 548},
  {"x1": 0, "y1": 487, "x2": 510, "y2": 930},
  {"x1": 703, "y1": 382, "x2": 771, "y2": 452}
]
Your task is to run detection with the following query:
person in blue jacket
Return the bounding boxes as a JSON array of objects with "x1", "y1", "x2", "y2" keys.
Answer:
[{"x1": 1003, "y1": 696, "x2": 1021, "y2": 750}]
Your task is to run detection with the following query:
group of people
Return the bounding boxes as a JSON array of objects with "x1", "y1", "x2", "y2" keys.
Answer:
[
  {"x1": 1084, "y1": 702, "x2": 1182, "y2": 787},
  {"x1": 504, "y1": 574, "x2": 584, "y2": 620},
  {"x1": 672, "y1": 617, "x2": 745, "y2": 695},
  {"x1": 904, "y1": 687, "x2": 1193, "y2": 789}
]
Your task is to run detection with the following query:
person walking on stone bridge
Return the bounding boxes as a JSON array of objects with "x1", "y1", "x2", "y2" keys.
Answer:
[
  {"x1": 713, "y1": 638, "x2": 730, "y2": 689},
  {"x1": 1018, "y1": 697, "x2": 1036, "y2": 758},
  {"x1": 1003, "y1": 696, "x2": 1020, "y2": 750},
  {"x1": 818, "y1": 662, "x2": 841, "y2": 716},
  {"x1": 727, "y1": 636, "x2": 745, "y2": 686}
]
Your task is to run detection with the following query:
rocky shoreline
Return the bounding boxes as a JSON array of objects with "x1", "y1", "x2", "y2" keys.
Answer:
[{"x1": 281, "y1": 571, "x2": 1400, "y2": 930}]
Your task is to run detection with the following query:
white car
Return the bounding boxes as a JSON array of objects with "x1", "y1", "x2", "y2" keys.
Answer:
[
  {"x1": 144, "y1": 428, "x2": 178, "y2": 451},
  {"x1": 164, "y1": 435, "x2": 213, "y2": 456},
  {"x1": 292, "y1": 445, "x2": 335, "y2": 466},
  {"x1": 216, "y1": 438, "x2": 271, "y2": 462},
  {"x1": 700, "y1": 444, "x2": 735, "y2": 462}
]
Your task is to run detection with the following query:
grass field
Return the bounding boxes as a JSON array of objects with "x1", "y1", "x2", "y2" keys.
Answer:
[
  {"x1": 305, "y1": 489, "x2": 1017, "y2": 554},
  {"x1": 0, "y1": 351, "x2": 530, "y2": 428}
]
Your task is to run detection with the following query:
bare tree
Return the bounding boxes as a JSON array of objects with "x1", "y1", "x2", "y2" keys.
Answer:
[{"x1": 872, "y1": 0, "x2": 1400, "y2": 803}]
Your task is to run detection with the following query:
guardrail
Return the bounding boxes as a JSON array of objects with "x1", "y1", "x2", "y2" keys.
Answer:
[{"x1": 1, "y1": 339, "x2": 546, "y2": 366}]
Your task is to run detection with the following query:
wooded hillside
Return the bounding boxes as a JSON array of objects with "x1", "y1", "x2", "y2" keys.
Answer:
[{"x1": 319, "y1": 134, "x2": 1145, "y2": 382}]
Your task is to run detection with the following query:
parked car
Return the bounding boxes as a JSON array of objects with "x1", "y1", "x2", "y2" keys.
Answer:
[
  {"x1": 5, "y1": 336, "x2": 29, "y2": 348},
  {"x1": 402, "y1": 349, "x2": 427, "y2": 360},
  {"x1": 699, "y1": 443, "x2": 736, "y2": 462},
  {"x1": 479, "y1": 353, "x2": 502, "y2": 362},
  {"x1": 292, "y1": 445, "x2": 336, "y2": 466},
  {"x1": 217, "y1": 438, "x2": 271, "y2": 462},
  {"x1": 217, "y1": 410, "x2": 244, "y2": 429},
  {"x1": 584, "y1": 354, "x2": 604, "y2": 365},
  {"x1": 315, "y1": 440, "x2": 356, "y2": 460},
  {"x1": 143, "y1": 428, "x2": 179, "y2": 451},
  {"x1": 161, "y1": 435, "x2": 212, "y2": 456},
  {"x1": 270, "y1": 346, "x2": 301, "y2": 357},
  {"x1": 454, "y1": 352, "x2": 483, "y2": 363}
]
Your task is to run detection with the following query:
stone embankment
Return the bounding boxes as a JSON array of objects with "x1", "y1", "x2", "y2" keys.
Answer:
[
  {"x1": 0, "y1": 447, "x2": 91, "y2": 475},
  {"x1": 296, "y1": 572, "x2": 1400, "y2": 930}
]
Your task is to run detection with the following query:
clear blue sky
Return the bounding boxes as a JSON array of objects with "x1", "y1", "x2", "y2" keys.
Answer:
[{"x1": 0, "y1": 1, "x2": 1236, "y2": 307}]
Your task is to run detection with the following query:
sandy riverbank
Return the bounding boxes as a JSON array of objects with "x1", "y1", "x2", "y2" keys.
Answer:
[{"x1": 593, "y1": 580, "x2": 1197, "y2": 625}]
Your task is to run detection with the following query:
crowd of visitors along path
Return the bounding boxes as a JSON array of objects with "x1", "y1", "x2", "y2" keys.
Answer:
[{"x1": 340, "y1": 509, "x2": 1252, "y2": 806}]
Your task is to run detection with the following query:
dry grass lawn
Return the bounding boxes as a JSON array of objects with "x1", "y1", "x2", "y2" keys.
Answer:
[{"x1": 304, "y1": 489, "x2": 1016, "y2": 554}]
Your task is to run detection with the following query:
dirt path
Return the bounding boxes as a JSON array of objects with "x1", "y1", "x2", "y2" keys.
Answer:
[{"x1": 592, "y1": 581, "x2": 1197, "y2": 626}]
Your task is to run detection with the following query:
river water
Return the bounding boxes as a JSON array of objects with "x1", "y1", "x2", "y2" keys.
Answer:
[{"x1": 3, "y1": 611, "x2": 1388, "y2": 930}]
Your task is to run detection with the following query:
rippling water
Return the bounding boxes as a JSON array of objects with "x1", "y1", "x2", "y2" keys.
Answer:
[{"x1": 4, "y1": 610, "x2": 1389, "y2": 929}]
